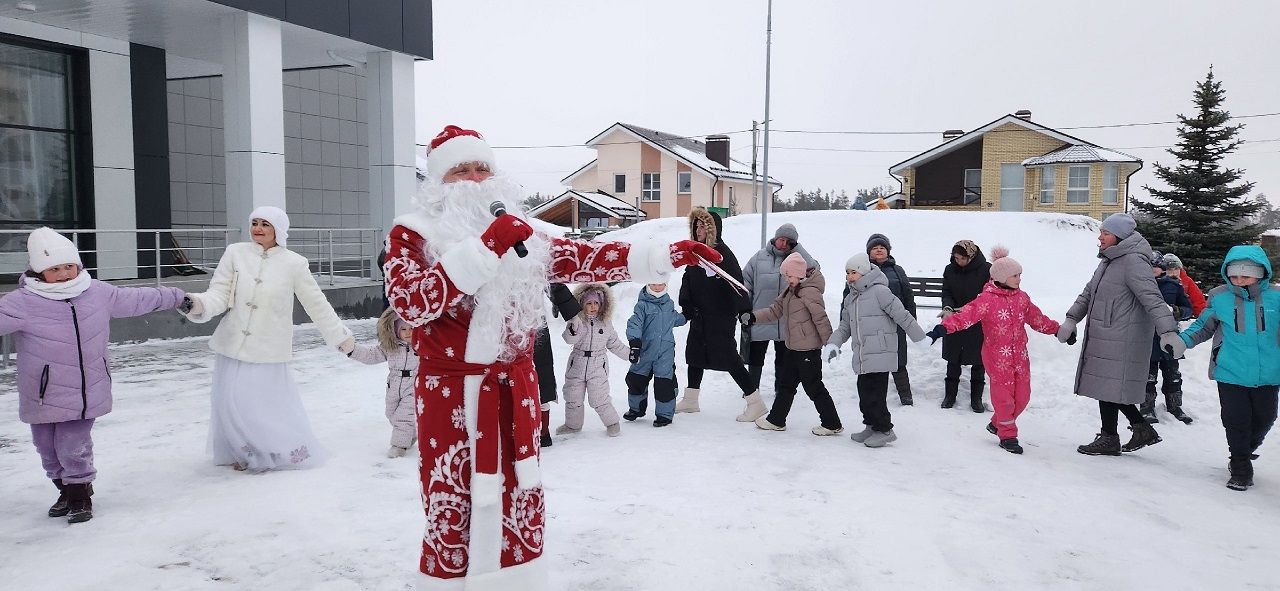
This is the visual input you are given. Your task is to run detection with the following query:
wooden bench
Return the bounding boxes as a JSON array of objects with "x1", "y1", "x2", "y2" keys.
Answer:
[{"x1": 909, "y1": 277, "x2": 945, "y2": 309}]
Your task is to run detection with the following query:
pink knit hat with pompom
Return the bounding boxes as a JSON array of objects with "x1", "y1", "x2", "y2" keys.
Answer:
[
  {"x1": 780, "y1": 252, "x2": 809, "y2": 280},
  {"x1": 989, "y1": 245, "x2": 1023, "y2": 284}
]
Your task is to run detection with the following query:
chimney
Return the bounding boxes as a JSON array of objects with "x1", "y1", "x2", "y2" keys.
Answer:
[
  {"x1": 1014, "y1": 109, "x2": 1032, "y2": 121},
  {"x1": 705, "y1": 135, "x2": 730, "y2": 168},
  {"x1": 942, "y1": 129, "x2": 964, "y2": 142}
]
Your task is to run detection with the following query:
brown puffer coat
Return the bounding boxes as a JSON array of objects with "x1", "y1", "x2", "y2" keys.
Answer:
[{"x1": 751, "y1": 269, "x2": 832, "y2": 351}]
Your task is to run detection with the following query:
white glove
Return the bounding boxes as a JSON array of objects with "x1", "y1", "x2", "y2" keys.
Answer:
[
  {"x1": 822, "y1": 344, "x2": 839, "y2": 363},
  {"x1": 1160, "y1": 332, "x2": 1187, "y2": 358},
  {"x1": 1056, "y1": 318, "x2": 1077, "y2": 344},
  {"x1": 338, "y1": 337, "x2": 356, "y2": 355}
]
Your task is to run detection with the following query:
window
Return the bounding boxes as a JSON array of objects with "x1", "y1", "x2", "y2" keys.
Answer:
[
  {"x1": 999, "y1": 164, "x2": 1024, "y2": 211},
  {"x1": 0, "y1": 38, "x2": 86, "y2": 278},
  {"x1": 642, "y1": 172, "x2": 660, "y2": 201},
  {"x1": 613, "y1": 173, "x2": 625, "y2": 194},
  {"x1": 1102, "y1": 164, "x2": 1119, "y2": 204},
  {"x1": 1067, "y1": 165, "x2": 1090, "y2": 204},
  {"x1": 677, "y1": 171, "x2": 692, "y2": 194},
  {"x1": 963, "y1": 168, "x2": 981, "y2": 202},
  {"x1": 1039, "y1": 166, "x2": 1056, "y2": 204}
]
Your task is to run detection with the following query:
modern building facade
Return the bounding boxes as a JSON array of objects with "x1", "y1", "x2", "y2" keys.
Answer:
[{"x1": 0, "y1": 1, "x2": 429, "y2": 280}]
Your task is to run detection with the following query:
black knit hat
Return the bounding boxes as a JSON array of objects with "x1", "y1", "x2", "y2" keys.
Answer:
[{"x1": 866, "y1": 233, "x2": 891, "y2": 253}]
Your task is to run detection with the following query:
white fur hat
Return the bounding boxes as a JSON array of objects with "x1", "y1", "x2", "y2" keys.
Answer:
[
  {"x1": 425, "y1": 125, "x2": 496, "y2": 182},
  {"x1": 249, "y1": 205, "x2": 290, "y2": 246},
  {"x1": 27, "y1": 227, "x2": 82, "y2": 273}
]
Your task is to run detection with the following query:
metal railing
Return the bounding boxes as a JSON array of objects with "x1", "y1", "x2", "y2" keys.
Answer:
[{"x1": 0, "y1": 226, "x2": 383, "y2": 287}]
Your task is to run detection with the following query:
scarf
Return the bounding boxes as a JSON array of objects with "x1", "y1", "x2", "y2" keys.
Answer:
[{"x1": 23, "y1": 271, "x2": 91, "y2": 301}]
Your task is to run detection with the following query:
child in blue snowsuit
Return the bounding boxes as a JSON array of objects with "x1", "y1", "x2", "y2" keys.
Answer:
[
  {"x1": 624, "y1": 282, "x2": 687, "y2": 427},
  {"x1": 1179, "y1": 245, "x2": 1280, "y2": 491},
  {"x1": 1143, "y1": 252, "x2": 1194, "y2": 424}
]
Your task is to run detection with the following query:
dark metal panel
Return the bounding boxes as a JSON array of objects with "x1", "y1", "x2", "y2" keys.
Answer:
[
  {"x1": 206, "y1": 0, "x2": 288, "y2": 20},
  {"x1": 402, "y1": 0, "x2": 433, "y2": 59},
  {"x1": 284, "y1": 0, "x2": 351, "y2": 38},
  {"x1": 349, "y1": 0, "x2": 404, "y2": 51},
  {"x1": 129, "y1": 43, "x2": 171, "y2": 277},
  {"x1": 914, "y1": 140, "x2": 983, "y2": 205}
]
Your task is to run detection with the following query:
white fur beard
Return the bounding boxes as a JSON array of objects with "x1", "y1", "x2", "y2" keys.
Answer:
[{"x1": 415, "y1": 175, "x2": 551, "y2": 361}]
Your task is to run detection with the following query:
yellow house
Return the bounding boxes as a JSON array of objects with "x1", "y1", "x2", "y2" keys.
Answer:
[
  {"x1": 560, "y1": 122, "x2": 783, "y2": 221},
  {"x1": 890, "y1": 111, "x2": 1142, "y2": 219}
]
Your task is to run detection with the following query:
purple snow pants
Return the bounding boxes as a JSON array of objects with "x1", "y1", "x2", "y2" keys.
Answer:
[{"x1": 30, "y1": 419, "x2": 96, "y2": 484}]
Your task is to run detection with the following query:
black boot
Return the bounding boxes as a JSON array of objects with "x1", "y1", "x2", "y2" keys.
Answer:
[
  {"x1": 623, "y1": 409, "x2": 645, "y2": 421},
  {"x1": 1227, "y1": 455, "x2": 1254, "y2": 491},
  {"x1": 893, "y1": 370, "x2": 913, "y2": 406},
  {"x1": 65, "y1": 483, "x2": 93, "y2": 524},
  {"x1": 540, "y1": 410, "x2": 553, "y2": 448},
  {"x1": 970, "y1": 391, "x2": 985, "y2": 413},
  {"x1": 941, "y1": 377, "x2": 958, "y2": 409},
  {"x1": 970, "y1": 371, "x2": 986, "y2": 413},
  {"x1": 986, "y1": 422, "x2": 997, "y2": 436},
  {"x1": 999, "y1": 438, "x2": 1024, "y2": 454},
  {"x1": 1077, "y1": 433, "x2": 1122, "y2": 456},
  {"x1": 653, "y1": 416, "x2": 672, "y2": 428},
  {"x1": 48, "y1": 479, "x2": 69, "y2": 518},
  {"x1": 1121, "y1": 422, "x2": 1162, "y2": 453},
  {"x1": 1165, "y1": 390, "x2": 1192, "y2": 424},
  {"x1": 1140, "y1": 385, "x2": 1159, "y2": 423}
]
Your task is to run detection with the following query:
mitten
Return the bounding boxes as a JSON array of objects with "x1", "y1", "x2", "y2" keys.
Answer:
[
  {"x1": 1056, "y1": 318, "x2": 1077, "y2": 344},
  {"x1": 738, "y1": 312, "x2": 754, "y2": 326},
  {"x1": 1160, "y1": 332, "x2": 1186, "y2": 358},
  {"x1": 480, "y1": 214, "x2": 533, "y2": 257},
  {"x1": 628, "y1": 339, "x2": 641, "y2": 364},
  {"x1": 669, "y1": 240, "x2": 722, "y2": 269},
  {"x1": 822, "y1": 343, "x2": 839, "y2": 363},
  {"x1": 926, "y1": 324, "x2": 947, "y2": 344}
]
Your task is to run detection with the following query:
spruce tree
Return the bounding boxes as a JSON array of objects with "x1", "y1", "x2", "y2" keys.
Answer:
[{"x1": 1133, "y1": 68, "x2": 1261, "y2": 285}]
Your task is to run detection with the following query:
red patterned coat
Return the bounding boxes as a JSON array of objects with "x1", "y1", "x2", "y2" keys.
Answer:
[{"x1": 384, "y1": 211, "x2": 677, "y2": 590}]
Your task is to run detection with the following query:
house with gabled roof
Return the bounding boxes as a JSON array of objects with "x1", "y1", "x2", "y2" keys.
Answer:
[
  {"x1": 559, "y1": 122, "x2": 782, "y2": 221},
  {"x1": 526, "y1": 189, "x2": 646, "y2": 231},
  {"x1": 889, "y1": 110, "x2": 1142, "y2": 219}
]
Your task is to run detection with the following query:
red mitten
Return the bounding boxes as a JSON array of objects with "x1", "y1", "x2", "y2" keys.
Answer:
[
  {"x1": 669, "y1": 240, "x2": 722, "y2": 269},
  {"x1": 481, "y1": 214, "x2": 534, "y2": 256}
]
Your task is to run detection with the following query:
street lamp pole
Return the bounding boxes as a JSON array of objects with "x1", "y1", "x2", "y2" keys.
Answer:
[{"x1": 759, "y1": 0, "x2": 774, "y2": 248}]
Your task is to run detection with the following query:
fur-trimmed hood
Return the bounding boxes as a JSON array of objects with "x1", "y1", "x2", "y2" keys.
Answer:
[
  {"x1": 573, "y1": 282, "x2": 617, "y2": 321},
  {"x1": 689, "y1": 207, "x2": 721, "y2": 248},
  {"x1": 376, "y1": 306, "x2": 409, "y2": 351}
]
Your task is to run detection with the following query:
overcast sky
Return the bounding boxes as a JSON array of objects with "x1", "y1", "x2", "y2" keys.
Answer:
[{"x1": 414, "y1": 0, "x2": 1280, "y2": 205}]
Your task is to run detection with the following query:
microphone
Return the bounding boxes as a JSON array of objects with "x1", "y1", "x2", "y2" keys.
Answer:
[{"x1": 489, "y1": 201, "x2": 528, "y2": 258}]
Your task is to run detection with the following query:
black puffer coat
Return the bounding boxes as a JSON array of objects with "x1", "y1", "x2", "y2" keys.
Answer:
[
  {"x1": 940, "y1": 242, "x2": 990, "y2": 365},
  {"x1": 535, "y1": 283, "x2": 582, "y2": 404},
  {"x1": 680, "y1": 208, "x2": 750, "y2": 371}
]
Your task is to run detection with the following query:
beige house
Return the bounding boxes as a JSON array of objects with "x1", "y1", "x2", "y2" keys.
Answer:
[
  {"x1": 561, "y1": 122, "x2": 782, "y2": 221},
  {"x1": 890, "y1": 111, "x2": 1142, "y2": 219}
]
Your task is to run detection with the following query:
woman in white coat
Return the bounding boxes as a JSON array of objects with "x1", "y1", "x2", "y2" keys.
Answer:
[{"x1": 183, "y1": 206, "x2": 353, "y2": 471}]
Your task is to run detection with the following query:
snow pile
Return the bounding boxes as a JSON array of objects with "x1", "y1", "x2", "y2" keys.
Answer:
[{"x1": 2, "y1": 210, "x2": 1277, "y2": 590}]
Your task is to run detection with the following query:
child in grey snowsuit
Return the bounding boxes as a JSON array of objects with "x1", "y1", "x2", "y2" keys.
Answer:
[
  {"x1": 624, "y1": 282, "x2": 688, "y2": 427},
  {"x1": 557, "y1": 283, "x2": 631, "y2": 437},
  {"x1": 346, "y1": 307, "x2": 422, "y2": 457},
  {"x1": 825, "y1": 252, "x2": 926, "y2": 448}
]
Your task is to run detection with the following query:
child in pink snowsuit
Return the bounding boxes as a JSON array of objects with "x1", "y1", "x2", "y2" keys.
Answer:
[
  {"x1": 346, "y1": 307, "x2": 421, "y2": 458},
  {"x1": 927, "y1": 247, "x2": 1061, "y2": 454},
  {"x1": 557, "y1": 283, "x2": 630, "y2": 437}
]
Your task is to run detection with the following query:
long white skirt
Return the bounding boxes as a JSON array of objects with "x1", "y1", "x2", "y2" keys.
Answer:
[{"x1": 208, "y1": 354, "x2": 328, "y2": 471}]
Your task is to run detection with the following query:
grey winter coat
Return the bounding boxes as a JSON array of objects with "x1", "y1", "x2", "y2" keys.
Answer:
[
  {"x1": 1066, "y1": 231, "x2": 1179, "y2": 404},
  {"x1": 829, "y1": 266, "x2": 926, "y2": 374},
  {"x1": 742, "y1": 242, "x2": 819, "y2": 342}
]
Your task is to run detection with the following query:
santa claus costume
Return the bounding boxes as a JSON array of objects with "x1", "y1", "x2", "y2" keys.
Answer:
[{"x1": 385, "y1": 126, "x2": 719, "y2": 589}]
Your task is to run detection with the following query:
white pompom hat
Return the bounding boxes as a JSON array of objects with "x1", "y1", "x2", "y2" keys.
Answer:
[
  {"x1": 27, "y1": 227, "x2": 82, "y2": 273},
  {"x1": 249, "y1": 205, "x2": 290, "y2": 246},
  {"x1": 425, "y1": 125, "x2": 496, "y2": 182}
]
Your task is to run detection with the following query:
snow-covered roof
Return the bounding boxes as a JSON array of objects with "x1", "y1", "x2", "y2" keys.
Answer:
[
  {"x1": 576, "y1": 122, "x2": 782, "y2": 187},
  {"x1": 527, "y1": 189, "x2": 647, "y2": 220},
  {"x1": 889, "y1": 114, "x2": 1128, "y2": 175},
  {"x1": 1022, "y1": 144, "x2": 1141, "y2": 166}
]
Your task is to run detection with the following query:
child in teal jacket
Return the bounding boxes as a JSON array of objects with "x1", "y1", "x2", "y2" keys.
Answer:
[{"x1": 1180, "y1": 245, "x2": 1280, "y2": 491}]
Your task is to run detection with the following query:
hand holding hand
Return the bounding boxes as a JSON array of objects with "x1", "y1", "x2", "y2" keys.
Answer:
[
  {"x1": 338, "y1": 337, "x2": 356, "y2": 355},
  {"x1": 480, "y1": 214, "x2": 533, "y2": 257},
  {"x1": 926, "y1": 324, "x2": 947, "y2": 345},
  {"x1": 822, "y1": 344, "x2": 839, "y2": 363},
  {"x1": 179, "y1": 295, "x2": 204, "y2": 316},
  {"x1": 1066, "y1": 331, "x2": 1077, "y2": 346},
  {"x1": 938, "y1": 307, "x2": 954, "y2": 320},
  {"x1": 738, "y1": 312, "x2": 754, "y2": 326},
  {"x1": 1160, "y1": 332, "x2": 1186, "y2": 358},
  {"x1": 1056, "y1": 319, "x2": 1077, "y2": 344},
  {"x1": 628, "y1": 339, "x2": 642, "y2": 363},
  {"x1": 669, "y1": 240, "x2": 722, "y2": 269}
]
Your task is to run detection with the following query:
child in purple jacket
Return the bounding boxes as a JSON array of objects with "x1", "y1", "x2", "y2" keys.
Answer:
[{"x1": 0, "y1": 227, "x2": 185, "y2": 524}]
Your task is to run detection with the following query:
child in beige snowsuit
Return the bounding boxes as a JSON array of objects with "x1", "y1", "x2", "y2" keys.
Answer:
[
  {"x1": 347, "y1": 307, "x2": 421, "y2": 457},
  {"x1": 558, "y1": 283, "x2": 630, "y2": 437}
]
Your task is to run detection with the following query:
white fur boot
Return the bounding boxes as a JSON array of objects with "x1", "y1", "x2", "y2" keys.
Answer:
[
  {"x1": 675, "y1": 388, "x2": 701, "y2": 413},
  {"x1": 736, "y1": 391, "x2": 768, "y2": 422}
]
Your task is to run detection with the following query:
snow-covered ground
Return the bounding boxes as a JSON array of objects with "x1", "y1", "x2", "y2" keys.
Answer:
[{"x1": 2, "y1": 210, "x2": 1278, "y2": 590}]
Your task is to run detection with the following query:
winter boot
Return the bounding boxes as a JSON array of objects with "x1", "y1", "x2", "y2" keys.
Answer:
[
  {"x1": 811, "y1": 425, "x2": 844, "y2": 436},
  {"x1": 999, "y1": 438, "x2": 1024, "y2": 454},
  {"x1": 849, "y1": 426, "x2": 875, "y2": 443},
  {"x1": 1077, "y1": 433, "x2": 1122, "y2": 456},
  {"x1": 754, "y1": 416, "x2": 785, "y2": 431},
  {"x1": 555, "y1": 425, "x2": 581, "y2": 435},
  {"x1": 1121, "y1": 422, "x2": 1162, "y2": 452},
  {"x1": 863, "y1": 429, "x2": 898, "y2": 448},
  {"x1": 48, "y1": 479, "x2": 69, "y2": 518},
  {"x1": 606, "y1": 423, "x2": 621, "y2": 437},
  {"x1": 892, "y1": 370, "x2": 913, "y2": 406},
  {"x1": 986, "y1": 422, "x2": 998, "y2": 436},
  {"x1": 675, "y1": 388, "x2": 701, "y2": 413},
  {"x1": 653, "y1": 416, "x2": 673, "y2": 428},
  {"x1": 736, "y1": 391, "x2": 768, "y2": 422},
  {"x1": 622, "y1": 408, "x2": 645, "y2": 422},
  {"x1": 1227, "y1": 455, "x2": 1254, "y2": 491},
  {"x1": 1141, "y1": 389, "x2": 1159, "y2": 424},
  {"x1": 941, "y1": 378, "x2": 958, "y2": 409},
  {"x1": 970, "y1": 374, "x2": 986, "y2": 413},
  {"x1": 1165, "y1": 390, "x2": 1193, "y2": 424},
  {"x1": 65, "y1": 483, "x2": 93, "y2": 524},
  {"x1": 540, "y1": 410, "x2": 554, "y2": 447},
  {"x1": 387, "y1": 446, "x2": 409, "y2": 458}
]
